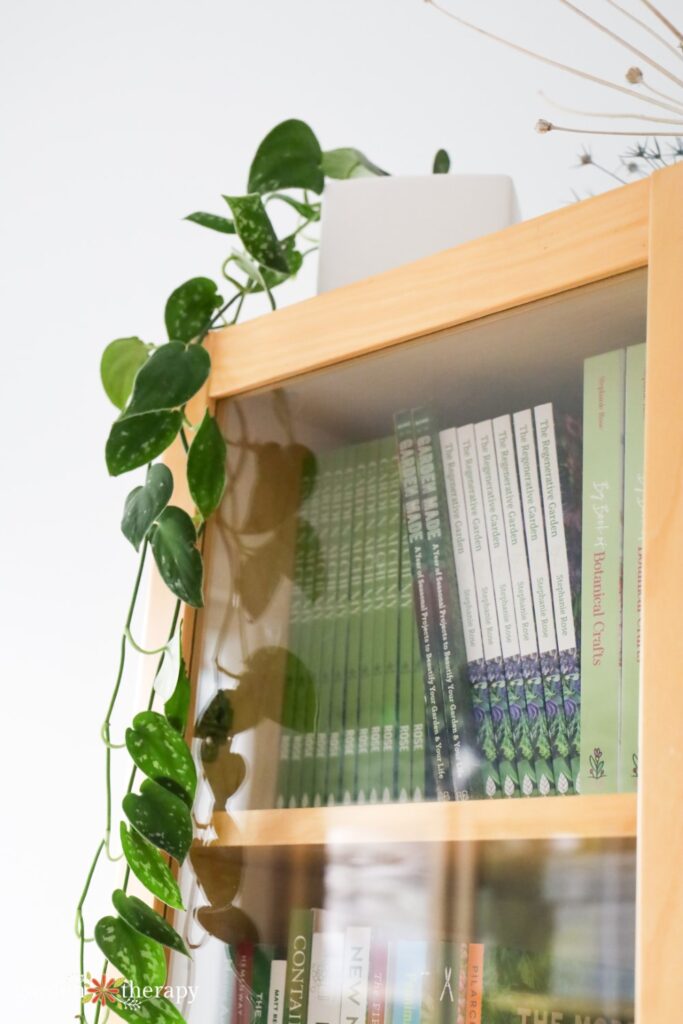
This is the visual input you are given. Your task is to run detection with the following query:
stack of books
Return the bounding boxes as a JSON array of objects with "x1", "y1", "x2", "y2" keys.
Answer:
[
  {"x1": 273, "y1": 344, "x2": 645, "y2": 805},
  {"x1": 226, "y1": 908, "x2": 634, "y2": 1024}
]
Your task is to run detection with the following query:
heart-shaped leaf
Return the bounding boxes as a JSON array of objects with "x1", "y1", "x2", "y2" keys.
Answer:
[
  {"x1": 184, "y1": 212, "x2": 236, "y2": 235},
  {"x1": 112, "y1": 890, "x2": 189, "y2": 957},
  {"x1": 106, "y1": 411, "x2": 183, "y2": 477},
  {"x1": 94, "y1": 915, "x2": 166, "y2": 990},
  {"x1": 238, "y1": 520, "x2": 296, "y2": 621},
  {"x1": 164, "y1": 277, "x2": 222, "y2": 344},
  {"x1": 151, "y1": 506, "x2": 204, "y2": 607},
  {"x1": 251, "y1": 236, "x2": 304, "y2": 294},
  {"x1": 101, "y1": 337, "x2": 150, "y2": 410},
  {"x1": 126, "y1": 711, "x2": 197, "y2": 804},
  {"x1": 202, "y1": 749, "x2": 247, "y2": 808},
  {"x1": 190, "y1": 844, "x2": 242, "y2": 906},
  {"x1": 432, "y1": 148, "x2": 450, "y2": 174},
  {"x1": 187, "y1": 412, "x2": 227, "y2": 521},
  {"x1": 196, "y1": 905, "x2": 258, "y2": 946},
  {"x1": 231, "y1": 646, "x2": 316, "y2": 733},
  {"x1": 224, "y1": 194, "x2": 289, "y2": 274},
  {"x1": 120, "y1": 824, "x2": 184, "y2": 910},
  {"x1": 195, "y1": 690, "x2": 233, "y2": 745},
  {"x1": 122, "y1": 465, "x2": 173, "y2": 550},
  {"x1": 111, "y1": 989, "x2": 186, "y2": 1024},
  {"x1": 123, "y1": 779, "x2": 193, "y2": 863},
  {"x1": 321, "y1": 147, "x2": 388, "y2": 179},
  {"x1": 164, "y1": 638, "x2": 191, "y2": 735},
  {"x1": 247, "y1": 119, "x2": 323, "y2": 195},
  {"x1": 126, "y1": 342, "x2": 210, "y2": 416}
]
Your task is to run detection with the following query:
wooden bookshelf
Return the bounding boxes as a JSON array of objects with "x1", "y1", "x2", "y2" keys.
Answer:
[{"x1": 144, "y1": 164, "x2": 683, "y2": 1024}]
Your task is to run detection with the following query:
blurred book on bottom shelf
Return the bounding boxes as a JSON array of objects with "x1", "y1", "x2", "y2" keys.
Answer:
[{"x1": 225, "y1": 908, "x2": 634, "y2": 1024}]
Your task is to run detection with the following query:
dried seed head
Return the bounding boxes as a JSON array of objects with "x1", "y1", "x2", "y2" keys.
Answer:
[
  {"x1": 578, "y1": 148, "x2": 593, "y2": 165},
  {"x1": 626, "y1": 66, "x2": 644, "y2": 84},
  {"x1": 535, "y1": 119, "x2": 553, "y2": 134}
]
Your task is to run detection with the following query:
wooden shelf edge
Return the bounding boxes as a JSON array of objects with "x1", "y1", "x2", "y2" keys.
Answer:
[{"x1": 210, "y1": 793, "x2": 636, "y2": 848}]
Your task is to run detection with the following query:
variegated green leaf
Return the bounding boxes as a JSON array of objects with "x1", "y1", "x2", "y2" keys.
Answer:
[
  {"x1": 119, "y1": 824, "x2": 183, "y2": 910},
  {"x1": 123, "y1": 779, "x2": 193, "y2": 864},
  {"x1": 94, "y1": 915, "x2": 166, "y2": 990},
  {"x1": 112, "y1": 890, "x2": 189, "y2": 957},
  {"x1": 126, "y1": 711, "x2": 197, "y2": 805}
]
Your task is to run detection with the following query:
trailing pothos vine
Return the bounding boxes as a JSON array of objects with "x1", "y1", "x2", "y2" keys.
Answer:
[{"x1": 79, "y1": 118, "x2": 450, "y2": 1024}]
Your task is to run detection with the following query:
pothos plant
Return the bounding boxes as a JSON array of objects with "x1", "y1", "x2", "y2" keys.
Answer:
[{"x1": 78, "y1": 118, "x2": 451, "y2": 1024}]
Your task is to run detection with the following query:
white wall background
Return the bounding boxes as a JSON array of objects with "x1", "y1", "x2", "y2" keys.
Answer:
[{"x1": 1, "y1": 0, "x2": 677, "y2": 1017}]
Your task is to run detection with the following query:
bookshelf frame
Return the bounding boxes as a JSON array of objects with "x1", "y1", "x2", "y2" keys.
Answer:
[{"x1": 145, "y1": 164, "x2": 683, "y2": 1023}]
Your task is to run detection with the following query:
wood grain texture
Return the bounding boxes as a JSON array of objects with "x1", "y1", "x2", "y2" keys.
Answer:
[
  {"x1": 208, "y1": 178, "x2": 649, "y2": 399},
  {"x1": 637, "y1": 163, "x2": 683, "y2": 1024},
  {"x1": 211, "y1": 794, "x2": 636, "y2": 847}
]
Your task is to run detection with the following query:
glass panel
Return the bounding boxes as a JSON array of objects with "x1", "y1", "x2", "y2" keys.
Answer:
[{"x1": 169, "y1": 269, "x2": 645, "y2": 1023}]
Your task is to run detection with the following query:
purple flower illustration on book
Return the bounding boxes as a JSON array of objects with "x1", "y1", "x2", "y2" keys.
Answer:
[{"x1": 589, "y1": 746, "x2": 606, "y2": 779}]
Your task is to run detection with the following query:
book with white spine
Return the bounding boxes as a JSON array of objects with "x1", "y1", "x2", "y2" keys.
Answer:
[
  {"x1": 307, "y1": 931, "x2": 344, "y2": 1024},
  {"x1": 340, "y1": 927, "x2": 372, "y2": 1024},
  {"x1": 268, "y1": 960, "x2": 287, "y2": 1024}
]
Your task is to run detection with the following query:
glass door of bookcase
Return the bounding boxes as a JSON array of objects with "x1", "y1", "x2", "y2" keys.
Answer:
[{"x1": 169, "y1": 269, "x2": 646, "y2": 1024}]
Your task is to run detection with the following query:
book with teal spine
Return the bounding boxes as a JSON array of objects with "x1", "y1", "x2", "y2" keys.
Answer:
[
  {"x1": 534, "y1": 403, "x2": 582, "y2": 787},
  {"x1": 413, "y1": 407, "x2": 483, "y2": 800},
  {"x1": 369, "y1": 438, "x2": 392, "y2": 803},
  {"x1": 513, "y1": 409, "x2": 574, "y2": 795},
  {"x1": 394, "y1": 410, "x2": 454, "y2": 800},
  {"x1": 440, "y1": 426, "x2": 501, "y2": 799},
  {"x1": 388, "y1": 940, "x2": 427, "y2": 1024},
  {"x1": 301, "y1": 448, "x2": 345, "y2": 807},
  {"x1": 457, "y1": 423, "x2": 520, "y2": 798},
  {"x1": 341, "y1": 441, "x2": 372, "y2": 804},
  {"x1": 475, "y1": 419, "x2": 538, "y2": 797},
  {"x1": 397, "y1": 519, "x2": 414, "y2": 802},
  {"x1": 492, "y1": 414, "x2": 556, "y2": 797},
  {"x1": 620, "y1": 343, "x2": 645, "y2": 791},
  {"x1": 380, "y1": 443, "x2": 402, "y2": 802},
  {"x1": 356, "y1": 440, "x2": 381, "y2": 803},
  {"x1": 580, "y1": 349, "x2": 626, "y2": 793}
]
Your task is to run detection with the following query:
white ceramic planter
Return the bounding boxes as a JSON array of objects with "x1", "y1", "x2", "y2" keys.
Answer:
[{"x1": 317, "y1": 174, "x2": 520, "y2": 293}]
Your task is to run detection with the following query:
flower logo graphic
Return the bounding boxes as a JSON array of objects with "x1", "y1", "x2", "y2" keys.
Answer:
[{"x1": 84, "y1": 974, "x2": 121, "y2": 1007}]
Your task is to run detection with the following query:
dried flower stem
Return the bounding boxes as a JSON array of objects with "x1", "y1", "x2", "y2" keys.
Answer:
[
  {"x1": 538, "y1": 90, "x2": 683, "y2": 124},
  {"x1": 638, "y1": 0, "x2": 683, "y2": 47},
  {"x1": 424, "y1": 0, "x2": 683, "y2": 116},
  {"x1": 556, "y1": 0, "x2": 683, "y2": 90},
  {"x1": 641, "y1": 78, "x2": 683, "y2": 110},
  {"x1": 537, "y1": 118, "x2": 683, "y2": 136},
  {"x1": 601, "y1": 0, "x2": 683, "y2": 61}
]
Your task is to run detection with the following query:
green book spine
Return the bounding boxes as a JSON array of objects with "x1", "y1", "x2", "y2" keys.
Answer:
[
  {"x1": 340, "y1": 442, "x2": 371, "y2": 804},
  {"x1": 620, "y1": 343, "x2": 645, "y2": 791},
  {"x1": 322, "y1": 446, "x2": 356, "y2": 805},
  {"x1": 381, "y1": 445, "x2": 402, "y2": 802},
  {"x1": 252, "y1": 945, "x2": 276, "y2": 1024},
  {"x1": 395, "y1": 410, "x2": 455, "y2": 801},
  {"x1": 514, "y1": 409, "x2": 574, "y2": 795},
  {"x1": 535, "y1": 403, "x2": 582, "y2": 787},
  {"x1": 580, "y1": 348, "x2": 626, "y2": 793},
  {"x1": 357, "y1": 440, "x2": 382, "y2": 803},
  {"x1": 369, "y1": 438, "x2": 392, "y2": 803},
  {"x1": 475, "y1": 420, "x2": 538, "y2": 797},
  {"x1": 492, "y1": 415, "x2": 556, "y2": 797},
  {"x1": 440, "y1": 427, "x2": 502, "y2": 799},
  {"x1": 397, "y1": 519, "x2": 414, "y2": 802},
  {"x1": 414, "y1": 409, "x2": 484, "y2": 800},
  {"x1": 411, "y1": 614, "x2": 426, "y2": 801},
  {"x1": 458, "y1": 423, "x2": 520, "y2": 798},
  {"x1": 276, "y1": 453, "x2": 318, "y2": 808},
  {"x1": 283, "y1": 909, "x2": 313, "y2": 1024},
  {"x1": 301, "y1": 449, "x2": 344, "y2": 807}
]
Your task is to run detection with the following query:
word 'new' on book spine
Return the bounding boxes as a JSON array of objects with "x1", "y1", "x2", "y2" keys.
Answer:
[
  {"x1": 492, "y1": 414, "x2": 556, "y2": 796},
  {"x1": 340, "y1": 926, "x2": 371, "y2": 1024},
  {"x1": 620, "y1": 343, "x2": 645, "y2": 791},
  {"x1": 580, "y1": 348, "x2": 626, "y2": 793},
  {"x1": 475, "y1": 419, "x2": 538, "y2": 797},
  {"x1": 513, "y1": 408, "x2": 574, "y2": 795},
  {"x1": 534, "y1": 403, "x2": 582, "y2": 787}
]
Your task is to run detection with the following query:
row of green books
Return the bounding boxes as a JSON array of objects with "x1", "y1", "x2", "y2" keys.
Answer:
[
  {"x1": 226, "y1": 908, "x2": 634, "y2": 1024},
  {"x1": 275, "y1": 344, "x2": 644, "y2": 804}
]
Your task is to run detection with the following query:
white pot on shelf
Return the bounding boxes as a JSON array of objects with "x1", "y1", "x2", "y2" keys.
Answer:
[{"x1": 317, "y1": 174, "x2": 520, "y2": 293}]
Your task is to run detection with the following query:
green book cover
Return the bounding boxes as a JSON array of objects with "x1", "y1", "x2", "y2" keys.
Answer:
[
  {"x1": 397, "y1": 518, "x2": 414, "y2": 802},
  {"x1": 411, "y1": 613, "x2": 426, "y2": 801},
  {"x1": 475, "y1": 420, "x2": 538, "y2": 797},
  {"x1": 276, "y1": 452, "x2": 318, "y2": 808},
  {"x1": 492, "y1": 415, "x2": 556, "y2": 797},
  {"x1": 457, "y1": 423, "x2": 520, "y2": 798},
  {"x1": 283, "y1": 909, "x2": 313, "y2": 1024},
  {"x1": 620, "y1": 343, "x2": 645, "y2": 792},
  {"x1": 394, "y1": 410, "x2": 454, "y2": 801},
  {"x1": 414, "y1": 408, "x2": 483, "y2": 800},
  {"x1": 513, "y1": 409, "x2": 574, "y2": 795},
  {"x1": 322, "y1": 445, "x2": 357, "y2": 805},
  {"x1": 580, "y1": 349, "x2": 626, "y2": 793},
  {"x1": 302, "y1": 448, "x2": 344, "y2": 807},
  {"x1": 380, "y1": 440, "x2": 402, "y2": 802},
  {"x1": 357, "y1": 440, "x2": 382, "y2": 803},
  {"x1": 252, "y1": 945, "x2": 276, "y2": 1024},
  {"x1": 341, "y1": 441, "x2": 372, "y2": 804},
  {"x1": 369, "y1": 437, "x2": 392, "y2": 803},
  {"x1": 441, "y1": 426, "x2": 502, "y2": 799}
]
